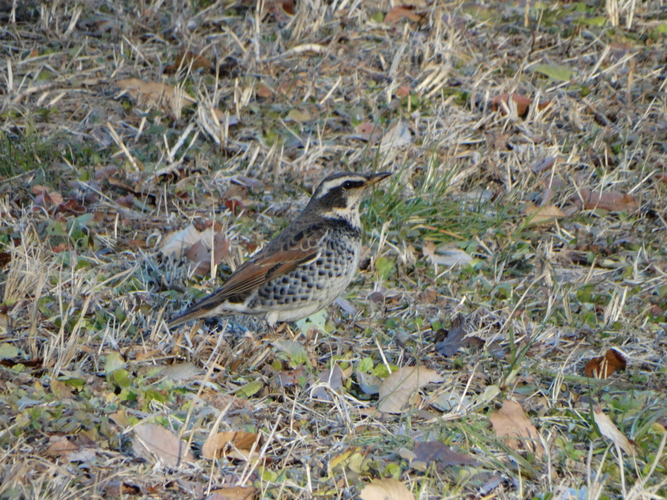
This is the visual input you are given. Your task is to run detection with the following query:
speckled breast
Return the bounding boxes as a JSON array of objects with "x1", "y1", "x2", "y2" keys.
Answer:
[{"x1": 253, "y1": 231, "x2": 361, "y2": 309}]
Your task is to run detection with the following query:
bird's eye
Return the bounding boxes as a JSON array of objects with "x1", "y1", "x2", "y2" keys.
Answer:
[{"x1": 342, "y1": 180, "x2": 363, "y2": 190}]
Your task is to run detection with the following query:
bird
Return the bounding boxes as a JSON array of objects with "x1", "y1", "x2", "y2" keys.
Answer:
[{"x1": 168, "y1": 171, "x2": 391, "y2": 329}]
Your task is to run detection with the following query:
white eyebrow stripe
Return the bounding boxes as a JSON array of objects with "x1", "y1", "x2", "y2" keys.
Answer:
[{"x1": 316, "y1": 176, "x2": 367, "y2": 196}]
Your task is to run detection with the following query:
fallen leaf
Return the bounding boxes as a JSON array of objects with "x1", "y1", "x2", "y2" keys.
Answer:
[
  {"x1": 285, "y1": 107, "x2": 312, "y2": 122},
  {"x1": 395, "y1": 85, "x2": 411, "y2": 97},
  {"x1": 132, "y1": 423, "x2": 195, "y2": 466},
  {"x1": 47, "y1": 436, "x2": 97, "y2": 463},
  {"x1": 434, "y1": 316, "x2": 484, "y2": 357},
  {"x1": 378, "y1": 366, "x2": 444, "y2": 414},
  {"x1": 160, "y1": 225, "x2": 229, "y2": 275},
  {"x1": 584, "y1": 348, "x2": 626, "y2": 379},
  {"x1": 116, "y1": 78, "x2": 196, "y2": 118},
  {"x1": 164, "y1": 51, "x2": 212, "y2": 74},
  {"x1": 208, "y1": 486, "x2": 257, "y2": 500},
  {"x1": 385, "y1": 5, "x2": 423, "y2": 24},
  {"x1": 570, "y1": 189, "x2": 639, "y2": 212},
  {"x1": 0, "y1": 343, "x2": 19, "y2": 360},
  {"x1": 380, "y1": 120, "x2": 412, "y2": 152},
  {"x1": 256, "y1": 84, "x2": 274, "y2": 98},
  {"x1": 413, "y1": 440, "x2": 478, "y2": 467},
  {"x1": 276, "y1": 365, "x2": 307, "y2": 387},
  {"x1": 273, "y1": 340, "x2": 308, "y2": 365},
  {"x1": 351, "y1": 121, "x2": 383, "y2": 142},
  {"x1": 524, "y1": 203, "x2": 566, "y2": 226},
  {"x1": 355, "y1": 370, "x2": 381, "y2": 395},
  {"x1": 423, "y1": 241, "x2": 472, "y2": 267},
  {"x1": 531, "y1": 156, "x2": 559, "y2": 174},
  {"x1": 312, "y1": 365, "x2": 344, "y2": 401},
  {"x1": 594, "y1": 406, "x2": 635, "y2": 455},
  {"x1": 159, "y1": 362, "x2": 204, "y2": 381},
  {"x1": 202, "y1": 431, "x2": 260, "y2": 460},
  {"x1": 491, "y1": 92, "x2": 534, "y2": 117},
  {"x1": 161, "y1": 225, "x2": 202, "y2": 258},
  {"x1": 490, "y1": 400, "x2": 544, "y2": 458},
  {"x1": 532, "y1": 63, "x2": 573, "y2": 82},
  {"x1": 360, "y1": 478, "x2": 414, "y2": 500}
]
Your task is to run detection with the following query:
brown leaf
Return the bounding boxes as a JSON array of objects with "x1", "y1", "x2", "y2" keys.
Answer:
[
  {"x1": 584, "y1": 348, "x2": 626, "y2": 378},
  {"x1": 132, "y1": 423, "x2": 195, "y2": 466},
  {"x1": 378, "y1": 366, "x2": 444, "y2": 414},
  {"x1": 524, "y1": 203, "x2": 566, "y2": 226},
  {"x1": 208, "y1": 486, "x2": 257, "y2": 500},
  {"x1": 115, "y1": 194, "x2": 135, "y2": 208},
  {"x1": 276, "y1": 365, "x2": 307, "y2": 388},
  {"x1": 395, "y1": 85, "x2": 411, "y2": 97},
  {"x1": 491, "y1": 92, "x2": 533, "y2": 117},
  {"x1": 351, "y1": 121, "x2": 383, "y2": 142},
  {"x1": 280, "y1": 0, "x2": 295, "y2": 15},
  {"x1": 570, "y1": 188, "x2": 639, "y2": 212},
  {"x1": 202, "y1": 431, "x2": 260, "y2": 460},
  {"x1": 385, "y1": 5, "x2": 423, "y2": 24},
  {"x1": 47, "y1": 436, "x2": 97, "y2": 463},
  {"x1": 164, "y1": 51, "x2": 212, "y2": 74},
  {"x1": 161, "y1": 224, "x2": 202, "y2": 259},
  {"x1": 256, "y1": 84, "x2": 274, "y2": 98},
  {"x1": 531, "y1": 156, "x2": 559, "y2": 174},
  {"x1": 594, "y1": 406, "x2": 635, "y2": 455},
  {"x1": 58, "y1": 199, "x2": 87, "y2": 215},
  {"x1": 0, "y1": 251, "x2": 10, "y2": 268},
  {"x1": 413, "y1": 441, "x2": 478, "y2": 467},
  {"x1": 490, "y1": 400, "x2": 544, "y2": 458},
  {"x1": 94, "y1": 165, "x2": 119, "y2": 180},
  {"x1": 116, "y1": 78, "x2": 196, "y2": 118}
]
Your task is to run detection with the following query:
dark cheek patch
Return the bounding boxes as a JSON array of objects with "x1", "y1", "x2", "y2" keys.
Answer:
[{"x1": 320, "y1": 191, "x2": 347, "y2": 209}]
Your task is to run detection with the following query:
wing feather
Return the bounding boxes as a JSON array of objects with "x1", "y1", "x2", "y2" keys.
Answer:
[{"x1": 168, "y1": 222, "x2": 326, "y2": 328}]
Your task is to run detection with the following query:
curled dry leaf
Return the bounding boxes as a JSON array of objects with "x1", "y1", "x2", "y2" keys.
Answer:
[
  {"x1": 385, "y1": 5, "x2": 424, "y2": 24},
  {"x1": 202, "y1": 431, "x2": 260, "y2": 460},
  {"x1": 594, "y1": 406, "x2": 635, "y2": 455},
  {"x1": 116, "y1": 78, "x2": 196, "y2": 118},
  {"x1": 524, "y1": 203, "x2": 566, "y2": 226},
  {"x1": 584, "y1": 348, "x2": 626, "y2": 379},
  {"x1": 490, "y1": 400, "x2": 544, "y2": 458},
  {"x1": 378, "y1": 366, "x2": 444, "y2": 414},
  {"x1": 570, "y1": 188, "x2": 639, "y2": 212},
  {"x1": 132, "y1": 423, "x2": 195, "y2": 466},
  {"x1": 359, "y1": 478, "x2": 414, "y2": 500}
]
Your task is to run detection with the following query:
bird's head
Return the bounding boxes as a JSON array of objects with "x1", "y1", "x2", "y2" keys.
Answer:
[{"x1": 305, "y1": 171, "x2": 391, "y2": 223}]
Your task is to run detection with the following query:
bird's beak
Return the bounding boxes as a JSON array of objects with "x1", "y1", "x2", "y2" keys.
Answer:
[{"x1": 366, "y1": 172, "x2": 391, "y2": 185}]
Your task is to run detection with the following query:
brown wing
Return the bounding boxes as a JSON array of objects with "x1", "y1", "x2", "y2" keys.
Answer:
[{"x1": 168, "y1": 220, "x2": 326, "y2": 328}]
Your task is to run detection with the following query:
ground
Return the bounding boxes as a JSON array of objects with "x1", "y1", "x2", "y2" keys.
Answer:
[{"x1": 0, "y1": 0, "x2": 666, "y2": 499}]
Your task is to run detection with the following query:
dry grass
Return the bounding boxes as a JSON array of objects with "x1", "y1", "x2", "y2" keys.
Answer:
[{"x1": 1, "y1": 0, "x2": 667, "y2": 498}]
